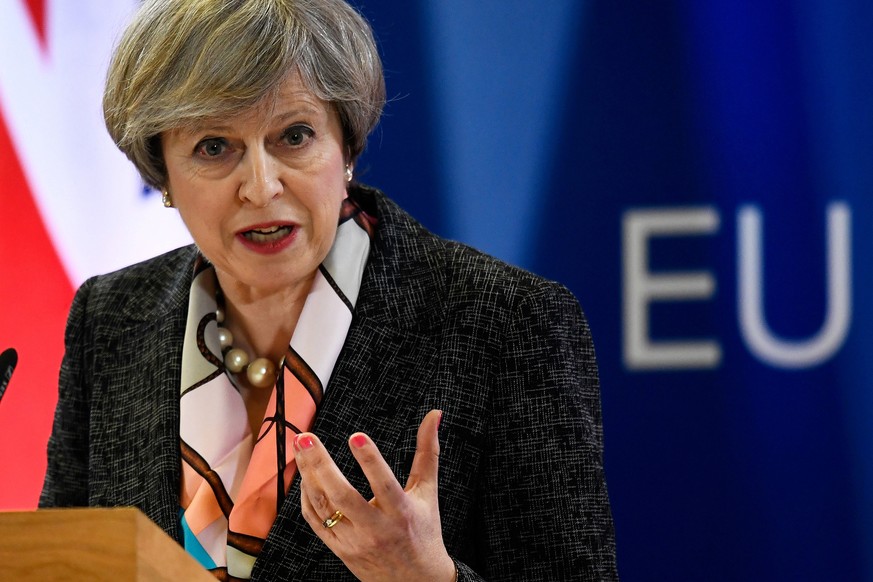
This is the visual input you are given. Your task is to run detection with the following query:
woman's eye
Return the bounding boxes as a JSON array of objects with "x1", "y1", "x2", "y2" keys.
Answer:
[
  {"x1": 282, "y1": 125, "x2": 314, "y2": 147},
  {"x1": 195, "y1": 138, "x2": 227, "y2": 157}
]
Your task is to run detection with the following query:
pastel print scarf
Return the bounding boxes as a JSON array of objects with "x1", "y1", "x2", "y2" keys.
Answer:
[{"x1": 178, "y1": 197, "x2": 375, "y2": 580}]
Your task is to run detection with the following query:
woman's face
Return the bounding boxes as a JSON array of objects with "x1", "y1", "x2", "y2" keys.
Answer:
[{"x1": 162, "y1": 74, "x2": 348, "y2": 298}]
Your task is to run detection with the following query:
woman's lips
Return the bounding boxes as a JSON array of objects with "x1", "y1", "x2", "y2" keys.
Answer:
[
  {"x1": 242, "y1": 225, "x2": 292, "y2": 243},
  {"x1": 237, "y1": 223, "x2": 297, "y2": 254}
]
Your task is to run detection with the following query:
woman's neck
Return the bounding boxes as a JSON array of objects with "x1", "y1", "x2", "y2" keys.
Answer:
[{"x1": 214, "y1": 270, "x2": 315, "y2": 364}]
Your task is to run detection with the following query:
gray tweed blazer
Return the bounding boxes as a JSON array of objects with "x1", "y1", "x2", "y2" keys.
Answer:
[{"x1": 40, "y1": 185, "x2": 618, "y2": 581}]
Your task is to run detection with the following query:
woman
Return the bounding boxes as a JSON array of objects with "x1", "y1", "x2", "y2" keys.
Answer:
[{"x1": 40, "y1": 0, "x2": 618, "y2": 580}]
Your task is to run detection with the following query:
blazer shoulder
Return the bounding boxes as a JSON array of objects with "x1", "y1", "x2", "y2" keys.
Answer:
[
  {"x1": 416, "y1": 227, "x2": 583, "y2": 320},
  {"x1": 72, "y1": 245, "x2": 197, "y2": 326},
  {"x1": 357, "y1": 184, "x2": 584, "y2": 326},
  {"x1": 443, "y1": 239, "x2": 575, "y2": 301}
]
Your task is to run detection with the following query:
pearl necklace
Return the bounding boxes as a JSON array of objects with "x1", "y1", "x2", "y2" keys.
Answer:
[{"x1": 215, "y1": 306, "x2": 279, "y2": 389}]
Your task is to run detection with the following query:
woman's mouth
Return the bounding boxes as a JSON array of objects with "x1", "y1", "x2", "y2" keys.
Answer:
[
  {"x1": 237, "y1": 224, "x2": 297, "y2": 254},
  {"x1": 242, "y1": 225, "x2": 293, "y2": 243}
]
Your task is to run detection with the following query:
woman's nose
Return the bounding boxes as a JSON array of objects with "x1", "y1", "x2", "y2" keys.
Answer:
[{"x1": 238, "y1": 147, "x2": 282, "y2": 206}]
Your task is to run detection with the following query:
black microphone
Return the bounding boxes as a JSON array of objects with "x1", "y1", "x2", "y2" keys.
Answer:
[{"x1": 0, "y1": 348, "x2": 18, "y2": 404}]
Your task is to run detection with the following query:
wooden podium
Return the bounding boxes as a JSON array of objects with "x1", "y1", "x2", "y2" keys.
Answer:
[{"x1": 0, "y1": 507, "x2": 215, "y2": 580}]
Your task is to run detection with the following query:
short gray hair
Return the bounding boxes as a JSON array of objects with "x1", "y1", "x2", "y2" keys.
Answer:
[{"x1": 104, "y1": 0, "x2": 385, "y2": 189}]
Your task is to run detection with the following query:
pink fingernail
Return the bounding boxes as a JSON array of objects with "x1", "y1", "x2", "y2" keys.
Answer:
[
  {"x1": 296, "y1": 435, "x2": 314, "y2": 450},
  {"x1": 351, "y1": 434, "x2": 367, "y2": 448}
]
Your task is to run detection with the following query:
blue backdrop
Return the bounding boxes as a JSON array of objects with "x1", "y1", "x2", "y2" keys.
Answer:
[{"x1": 352, "y1": 1, "x2": 873, "y2": 580}]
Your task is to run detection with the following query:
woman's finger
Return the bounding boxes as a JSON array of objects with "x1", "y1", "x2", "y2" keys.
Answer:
[
  {"x1": 293, "y1": 433, "x2": 370, "y2": 520},
  {"x1": 405, "y1": 409, "x2": 442, "y2": 492},
  {"x1": 299, "y1": 480, "x2": 354, "y2": 536},
  {"x1": 347, "y1": 431, "x2": 407, "y2": 508}
]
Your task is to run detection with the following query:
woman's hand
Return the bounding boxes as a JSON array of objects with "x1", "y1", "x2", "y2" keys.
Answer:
[{"x1": 293, "y1": 409, "x2": 456, "y2": 582}]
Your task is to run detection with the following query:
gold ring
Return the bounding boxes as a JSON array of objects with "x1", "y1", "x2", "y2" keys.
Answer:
[{"x1": 322, "y1": 510, "x2": 344, "y2": 529}]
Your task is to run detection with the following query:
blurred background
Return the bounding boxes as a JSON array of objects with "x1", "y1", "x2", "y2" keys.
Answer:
[{"x1": 2, "y1": 1, "x2": 873, "y2": 580}]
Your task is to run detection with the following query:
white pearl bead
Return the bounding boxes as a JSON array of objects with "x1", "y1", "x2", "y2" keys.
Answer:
[
  {"x1": 217, "y1": 327, "x2": 234, "y2": 350},
  {"x1": 215, "y1": 307, "x2": 225, "y2": 323},
  {"x1": 247, "y1": 357, "x2": 277, "y2": 389},
  {"x1": 225, "y1": 348, "x2": 249, "y2": 373}
]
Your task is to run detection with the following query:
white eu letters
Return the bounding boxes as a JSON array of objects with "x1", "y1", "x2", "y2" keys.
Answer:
[
  {"x1": 737, "y1": 202, "x2": 852, "y2": 369},
  {"x1": 622, "y1": 202, "x2": 852, "y2": 371},
  {"x1": 622, "y1": 208, "x2": 721, "y2": 370}
]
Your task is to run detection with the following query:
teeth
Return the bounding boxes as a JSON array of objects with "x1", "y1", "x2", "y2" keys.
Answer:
[{"x1": 244, "y1": 226, "x2": 291, "y2": 243}]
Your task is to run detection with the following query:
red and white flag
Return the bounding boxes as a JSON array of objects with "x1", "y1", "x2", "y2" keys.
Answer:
[{"x1": 0, "y1": 0, "x2": 191, "y2": 508}]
